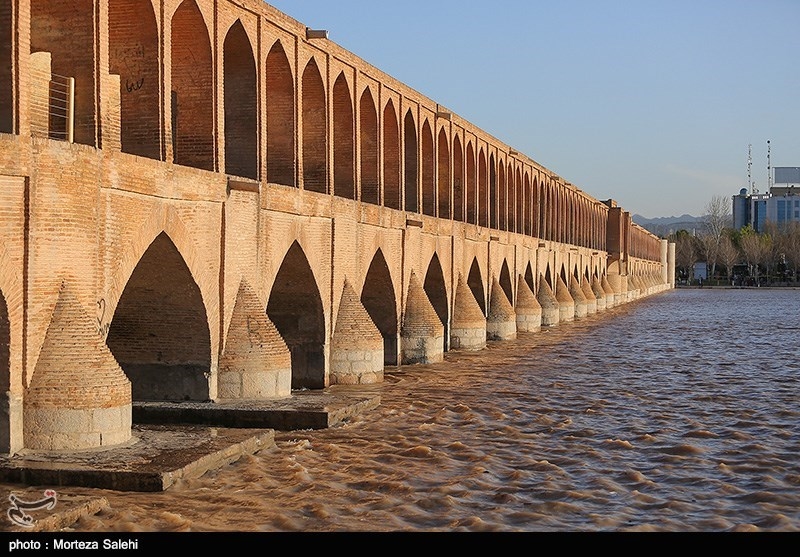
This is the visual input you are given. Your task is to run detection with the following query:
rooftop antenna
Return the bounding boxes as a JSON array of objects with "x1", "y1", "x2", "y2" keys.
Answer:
[
  {"x1": 747, "y1": 144, "x2": 752, "y2": 194},
  {"x1": 767, "y1": 140, "x2": 772, "y2": 190}
]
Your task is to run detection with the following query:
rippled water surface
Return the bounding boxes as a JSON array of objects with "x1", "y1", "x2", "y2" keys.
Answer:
[{"x1": 40, "y1": 289, "x2": 800, "y2": 531}]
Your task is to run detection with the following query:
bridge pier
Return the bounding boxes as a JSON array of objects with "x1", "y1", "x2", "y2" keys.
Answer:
[
  {"x1": 400, "y1": 271, "x2": 445, "y2": 365},
  {"x1": 486, "y1": 277, "x2": 517, "y2": 341},
  {"x1": 537, "y1": 276, "x2": 561, "y2": 327},
  {"x1": 555, "y1": 276, "x2": 576, "y2": 323},
  {"x1": 514, "y1": 277, "x2": 542, "y2": 332}
]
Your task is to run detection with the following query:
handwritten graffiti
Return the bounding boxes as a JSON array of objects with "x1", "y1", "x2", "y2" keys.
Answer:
[
  {"x1": 246, "y1": 315, "x2": 265, "y2": 347},
  {"x1": 126, "y1": 77, "x2": 145, "y2": 93},
  {"x1": 111, "y1": 43, "x2": 147, "y2": 94},
  {"x1": 96, "y1": 299, "x2": 110, "y2": 339},
  {"x1": 7, "y1": 490, "x2": 57, "y2": 528}
]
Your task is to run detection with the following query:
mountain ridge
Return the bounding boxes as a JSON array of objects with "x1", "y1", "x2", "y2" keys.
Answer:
[{"x1": 632, "y1": 214, "x2": 703, "y2": 236}]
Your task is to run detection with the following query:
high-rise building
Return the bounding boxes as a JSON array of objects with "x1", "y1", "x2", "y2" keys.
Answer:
[{"x1": 732, "y1": 167, "x2": 800, "y2": 232}]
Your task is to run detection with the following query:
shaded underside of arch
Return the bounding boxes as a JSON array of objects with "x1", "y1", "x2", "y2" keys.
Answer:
[
  {"x1": 109, "y1": 0, "x2": 161, "y2": 160},
  {"x1": 499, "y1": 260, "x2": 513, "y2": 306},
  {"x1": 107, "y1": 232, "x2": 211, "y2": 401},
  {"x1": 361, "y1": 250, "x2": 398, "y2": 365},
  {"x1": 383, "y1": 101, "x2": 400, "y2": 210},
  {"x1": 171, "y1": 0, "x2": 214, "y2": 170},
  {"x1": 467, "y1": 259, "x2": 486, "y2": 316},
  {"x1": 0, "y1": 1, "x2": 11, "y2": 133},
  {"x1": 424, "y1": 254, "x2": 449, "y2": 353},
  {"x1": 224, "y1": 20, "x2": 258, "y2": 180},
  {"x1": 266, "y1": 40, "x2": 295, "y2": 186},
  {"x1": 267, "y1": 241, "x2": 326, "y2": 389},
  {"x1": 302, "y1": 59, "x2": 326, "y2": 194}
]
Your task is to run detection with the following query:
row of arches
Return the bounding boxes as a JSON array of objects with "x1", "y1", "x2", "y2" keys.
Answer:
[
  {"x1": 9, "y1": 0, "x2": 617, "y2": 253},
  {"x1": 101, "y1": 229, "x2": 613, "y2": 402}
]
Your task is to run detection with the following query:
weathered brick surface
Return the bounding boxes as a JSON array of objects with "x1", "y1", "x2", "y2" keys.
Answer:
[
  {"x1": 486, "y1": 277, "x2": 516, "y2": 341},
  {"x1": 537, "y1": 275, "x2": 561, "y2": 327},
  {"x1": 450, "y1": 274, "x2": 487, "y2": 351},
  {"x1": 514, "y1": 276, "x2": 542, "y2": 332},
  {"x1": 569, "y1": 276, "x2": 588, "y2": 319},
  {"x1": 581, "y1": 278, "x2": 598, "y2": 315},
  {"x1": 400, "y1": 271, "x2": 444, "y2": 365},
  {"x1": 218, "y1": 280, "x2": 291, "y2": 400},
  {"x1": 330, "y1": 280, "x2": 384, "y2": 385}
]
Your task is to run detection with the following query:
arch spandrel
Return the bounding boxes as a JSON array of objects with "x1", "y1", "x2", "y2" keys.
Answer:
[{"x1": 104, "y1": 206, "x2": 218, "y2": 347}]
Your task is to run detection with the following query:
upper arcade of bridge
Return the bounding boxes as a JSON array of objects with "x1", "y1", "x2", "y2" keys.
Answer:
[{"x1": 0, "y1": 0, "x2": 662, "y2": 261}]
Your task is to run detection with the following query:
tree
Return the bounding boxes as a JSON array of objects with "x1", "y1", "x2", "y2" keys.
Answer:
[
  {"x1": 703, "y1": 194, "x2": 732, "y2": 240},
  {"x1": 718, "y1": 233, "x2": 740, "y2": 283},
  {"x1": 779, "y1": 221, "x2": 800, "y2": 282},
  {"x1": 698, "y1": 232, "x2": 719, "y2": 281},
  {"x1": 701, "y1": 195, "x2": 732, "y2": 278},
  {"x1": 672, "y1": 229, "x2": 698, "y2": 283},
  {"x1": 740, "y1": 225, "x2": 771, "y2": 286}
]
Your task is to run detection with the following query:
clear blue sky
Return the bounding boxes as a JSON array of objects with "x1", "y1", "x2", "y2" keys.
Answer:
[{"x1": 265, "y1": 0, "x2": 800, "y2": 219}]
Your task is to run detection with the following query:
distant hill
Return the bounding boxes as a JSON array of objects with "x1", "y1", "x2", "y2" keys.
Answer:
[{"x1": 632, "y1": 214, "x2": 703, "y2": 237}]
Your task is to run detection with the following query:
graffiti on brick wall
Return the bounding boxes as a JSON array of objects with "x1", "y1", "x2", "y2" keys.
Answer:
[
  {"x1": 96, "y1": 298, "x2": 110, "y2": 339},
  {"x1": 246, "y1": 315, "x2": 264, "y2": 347},
  {"x1": 126, "y1": 78, "x2": 145, "y2": 93},
  {"x1": 114, "y1": 43, "x2": 146, "y2": 94}
]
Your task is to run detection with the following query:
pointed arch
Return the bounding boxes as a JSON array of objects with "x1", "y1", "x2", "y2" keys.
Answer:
[
  {"x1": 507, "y1": 162, "x2": 516, "y2": 233},
  {"x1": 383, "y1": 100, "x2": 401, "y2": 209},
  {"x1": 421, "y1": 119, "x2": 435, "y2": 216},
  {"x1": 223, "y1": 20, "x2": 258, "y2": 179},
  {"x1": 467, "y1": 258, "x2": 486, "y2": 316},
  {"x1": 524, "y1": 172, "x2": 532, "y2": 236},
  {"x1": 532, "y1": 176, "x2": 540, "y2": 238},
  {"x1": 302, "y1": 58, "x2": 327, "y2": 194},
  {"x1": 267, "y1": 241, "x2": 326, "y2": 389},
  {"x1": 30, "y1": 0, "x2": 96, "y2": 145},
  {"x1": 360, "y1": 88, "x2": 379, "y2": 204},
  {"x1": 109, "y1": 0, "x2": 161, "y2": 159},
  {"x1": 498, "y1": 159, "x2": 507, "y2": 231},
  {"x1": 266, "y1": 40, "x2": 295, "y2": 186},
  {"x1": 361, "y1": 249, "x2": 398, "y2": 365},
  {"x1": 524, "y1": 263, "x2": 535, "y2": 293},
  {"x1": 489, "y1": 153, "x2": 497, "y2": 229},
  {"x1": 453, "y1": 135, "x2": 464, "y2": 222},
  {"x1": 0, "y1": 1, "x2": 11, "y2": 133},
  {"x1": 499, "y1": 260, "x2": 513, "y2": 305},
  {"x1": 333, "y1": 72, "x2": 355, "y2": 199},
  {"x1": 107, "y1": 232, "x2": 211, "y2": 401},
  {"x1": 403, "y1": 110, "x2": 418, "y2": 213},
  {"x1": 478, "y1": 148, "x2": 488, "y2": 227},
  {"x1": 466, "y1": 142, "x2": 476, "y2": 224},
  {"x1": 437, "y1": 128, "x2": 451, "y2": 219},
  {"x1": 516, "y1": 167, "x2": 524, "y2": 235},
  {"x1": 424, "y1": 254, "x2": 449, "y2": 353},
  {"x1": 170, "y1": 0, "x2": 214, "y2": 170}
]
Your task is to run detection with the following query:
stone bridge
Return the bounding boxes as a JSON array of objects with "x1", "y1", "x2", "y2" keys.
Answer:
[{"x1": 0, "y1": 0, "x2": 675, "y2": 455}]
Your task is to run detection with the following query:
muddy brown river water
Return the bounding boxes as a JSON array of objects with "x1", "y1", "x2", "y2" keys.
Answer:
[{"x1": 9, "y1": 288, "x2": 800, "y2": 532}]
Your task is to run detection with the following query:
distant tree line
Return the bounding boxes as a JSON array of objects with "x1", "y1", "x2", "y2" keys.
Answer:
[{"x1": 670, "y1": 195, "x2": 800, "y2": 287}]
